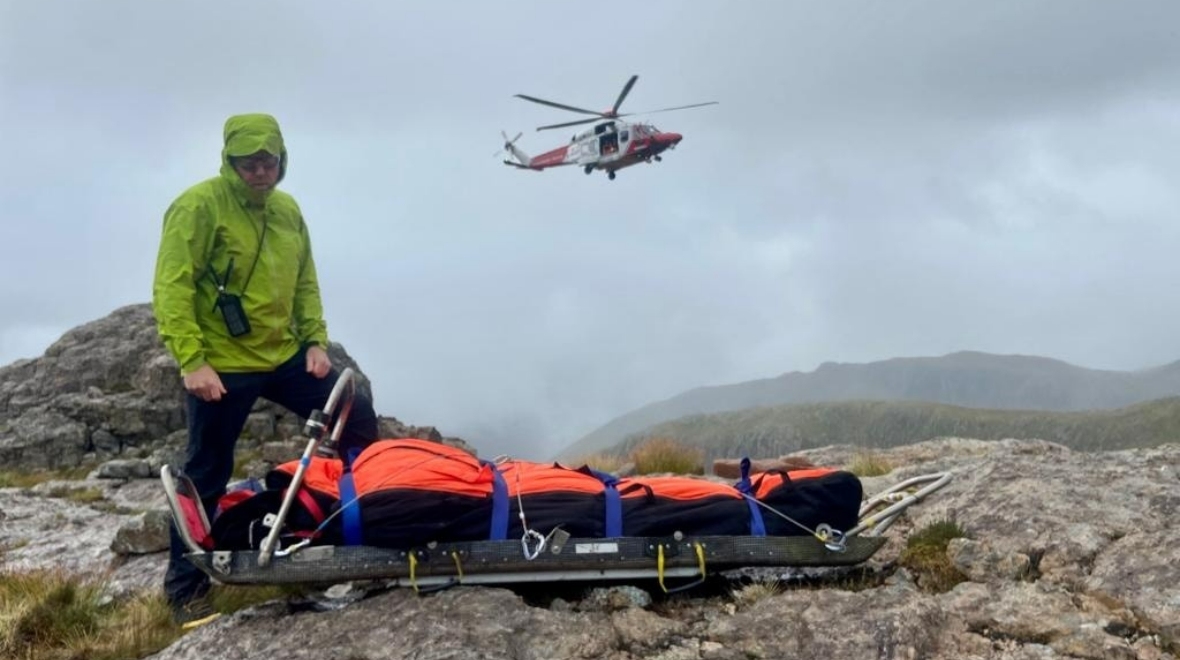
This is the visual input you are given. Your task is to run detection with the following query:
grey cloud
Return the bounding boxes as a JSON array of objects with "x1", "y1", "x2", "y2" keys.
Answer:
[{"x1": 4, "y1": 1, "x2": 1180, "y2": 458}]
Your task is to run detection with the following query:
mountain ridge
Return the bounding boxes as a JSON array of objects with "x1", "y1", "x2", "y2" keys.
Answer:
[{"x1": 557, "y1": 350, "x2": 1180, "y2": 459}]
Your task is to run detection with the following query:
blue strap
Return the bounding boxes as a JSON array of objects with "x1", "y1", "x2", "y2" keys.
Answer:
[
  {"x1": 588, "y1": 469, "x2": 623, "y2": 537},
  {"x1": 344, "y1": 446, "x2": 362, "y2": 470},
  {"x1": 338, "y1": 469, "x2": 363, "y2": 546},
  {"x1": 736, "y1": 457, "x2": 767, "y2": 537},
  {"x1": 483, "y1": 460, "x2": 509, "y2": 541}
]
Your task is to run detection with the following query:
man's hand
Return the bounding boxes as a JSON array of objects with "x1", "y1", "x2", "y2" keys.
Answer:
[
  {"x1": 183, "y1": 364, "x2": 227, "y2": 402},
  {"x1": 306, "y1": 345, "x2": 332, "y2": 378}
]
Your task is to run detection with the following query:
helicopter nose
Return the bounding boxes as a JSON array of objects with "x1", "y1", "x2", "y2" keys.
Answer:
[{"x1": 653, "y1": 132, "x2": 682, "y2": 148}]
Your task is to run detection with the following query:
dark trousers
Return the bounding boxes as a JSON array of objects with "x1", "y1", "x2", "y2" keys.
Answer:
[{"x1": 164, "y1": 347, "x2": 379, "y2": 606}]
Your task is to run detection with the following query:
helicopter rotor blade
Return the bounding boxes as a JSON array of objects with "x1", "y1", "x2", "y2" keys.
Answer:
[
  {"x1": 620, "y1": 101, "x2": 719, "y2": 116},
  {"x1": 514, "y1": 94, "x2": 604, "y2": 117},
  {"x1": 611, "y1": 74, "x2": 639, "y2": 115},
  {"x1": 536, "y1": 117, "x2": 602, "y2": 131}
]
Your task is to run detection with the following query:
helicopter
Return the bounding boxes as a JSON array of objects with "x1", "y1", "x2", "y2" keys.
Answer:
[{"x1": 498, "y1": 74, "x2": 717, "y2": 180}]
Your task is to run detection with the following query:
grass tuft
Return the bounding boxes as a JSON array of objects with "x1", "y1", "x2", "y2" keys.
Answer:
[
  {"x1": 730, "y1": 580, "x2": 782, "y2": 608},
  {"x1": 847, "y1": 450, "x2": 892, "y2": 477},
  {"x1": 898, "y1": 519, "x2": 969, "y2": 593},
  {"x1": 0, "y1": 570, "x2": 320, "y2": 660},
  {"x1": 629, "y1": 437, "x2": 704, "y2": 475},
  {"x1": 0, "y1": 569, "x2": 179, "y2": 660}
]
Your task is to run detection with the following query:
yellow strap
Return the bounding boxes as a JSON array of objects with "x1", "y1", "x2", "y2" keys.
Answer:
[
  {"x1": 657, "y1": 544, "x2": 667, "y2": 593},
  {"x1": 180, "y1": 612, "x2": 222, "y2": 631},
  {"x1": 409, "y1": 551, "x2": 419, "y2": 593},
  {"x1": 694, "y1": 542, "x2": 706, "y2": 579},
  {"x1": 451, "y1": 550, "x2": 464, "y2": 582}
]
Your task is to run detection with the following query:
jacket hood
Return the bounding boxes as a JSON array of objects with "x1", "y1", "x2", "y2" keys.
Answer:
[{"x1": 219, "y1": 113, "x2": 288, "y2": 205}]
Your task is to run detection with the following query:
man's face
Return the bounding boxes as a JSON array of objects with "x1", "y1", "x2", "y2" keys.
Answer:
[{"x1": 231, "y1": 151, "x2": 281, "y2": 191}]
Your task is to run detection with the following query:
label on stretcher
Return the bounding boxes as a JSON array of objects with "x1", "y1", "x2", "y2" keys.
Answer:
[{"x1": 574, "y1": 542, "x2": 619, "y2": 554}]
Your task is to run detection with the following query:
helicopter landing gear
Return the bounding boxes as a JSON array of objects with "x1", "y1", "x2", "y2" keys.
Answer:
[
  {"x1": 654, "y1": 155, "x2": 662, "y2": 162},
  {"x1": 607, "y1": 171, "x2": 616, "y2": 180},
  {"x1": 584, "y1": 164, "x2": 593, "y2": 175}
]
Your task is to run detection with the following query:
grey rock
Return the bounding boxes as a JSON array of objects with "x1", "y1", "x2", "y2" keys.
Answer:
[
  {"x1": 948, "y1": 537, "x2": 1032, "y2": 583},
  {"x1": 96, "y1": 459, "x2": 153, "y2": 480},
  {"x1": 581, "y1": 585, "x2": 653, "y2": 611},
  {"x1": 110, "y1": 509, "x2": 171, "y2": 555},
  {"x1": 0, "y1": 304, "x2": 465, "y2": 472}
]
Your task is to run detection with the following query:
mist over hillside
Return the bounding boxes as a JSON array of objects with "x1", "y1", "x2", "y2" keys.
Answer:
[
  {"x1": 593, "y1": 396, "x2": 1180, "y2": 463},
  {"x1": 558, "y1": 351, "x2": 1180, "y2": 459}
]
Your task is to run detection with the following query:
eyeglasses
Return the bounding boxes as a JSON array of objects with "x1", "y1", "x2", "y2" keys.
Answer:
[{"x1": 231, "y1": 155, "x2": 280, "y2": 173}]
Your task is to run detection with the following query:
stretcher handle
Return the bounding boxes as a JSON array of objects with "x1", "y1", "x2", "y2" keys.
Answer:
[
  {"x1": 846, "y1": 472, "x2": 952, "y2": 538},
  {"x1": 258, "y1": 368, "x2": 357, "y2": 568}
]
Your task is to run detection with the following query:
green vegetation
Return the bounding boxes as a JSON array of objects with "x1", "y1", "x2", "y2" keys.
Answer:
[
  {"x1": 897, "y1": 520, "x2": 969, "y2": 593},
  {"x1": 0, "y1": 465, "x2": 95, "y2": 489},
  {"x1": 0, "y1": 570, "x2": 177, "y2": 660},
  {"x1": 847, "y1": 450, "x2": 892, "y2": 477},
  {"x1": 0, "y1": 570, "x2": 315, "y2": 660},
  {"x1": 46, "y1": 486, "x2": 106, "y2": 504},
  {"x1": 607, "y1": 397, "x2": 1180, "y2": 460},
  {"x1": 629, "y1": 437, "x2": 704, "y2": 475}
]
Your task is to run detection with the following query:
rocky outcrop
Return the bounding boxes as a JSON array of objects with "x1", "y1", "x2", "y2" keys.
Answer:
[
  {"x1": 0, "y1": 304, "x2": 468, "y2": 472},
  {"x1": 3, "y1": 437, "x2": 1172, "y2": 659},
  {"x1": 711, "y1": 455, "x2": 815, "y2": 479},
  {"x1": 2, "y1": 308, "x2": 1176, "y2": 658}
]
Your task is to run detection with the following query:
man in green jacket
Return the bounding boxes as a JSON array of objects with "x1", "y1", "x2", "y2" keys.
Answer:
[{"x1": 152, "y1": 113, "x2": 378, "y2": 625}]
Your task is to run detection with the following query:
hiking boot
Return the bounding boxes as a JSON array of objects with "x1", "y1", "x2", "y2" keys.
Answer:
[{"x1": 171, "y1": 596, "x2": 221, "y2": 629}]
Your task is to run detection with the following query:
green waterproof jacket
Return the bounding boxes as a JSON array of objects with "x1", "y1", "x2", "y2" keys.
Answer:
[{"x1": 152, "y1": 114, "x2": 328, "y2": 374}]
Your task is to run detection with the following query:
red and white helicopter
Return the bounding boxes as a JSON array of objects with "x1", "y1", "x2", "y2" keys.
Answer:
[{"x1": 498, "y1": 75, "x2": 717, "y2": 180}]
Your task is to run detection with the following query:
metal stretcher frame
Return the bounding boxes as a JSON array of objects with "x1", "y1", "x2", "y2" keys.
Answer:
[
  {"x1": 177, "y1": 533, "x2": 889, "y2": 590},
  {"x1": 161, "y1": 369, "x2": 951, "y2": 590}
]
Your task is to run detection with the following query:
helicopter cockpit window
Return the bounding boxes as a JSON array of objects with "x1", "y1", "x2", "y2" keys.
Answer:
[{"x1": 620, "y1": 130, "x2": 629, "y2": 142}]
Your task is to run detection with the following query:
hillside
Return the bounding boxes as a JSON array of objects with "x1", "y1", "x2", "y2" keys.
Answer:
[
  {"x1": 558, "y1": 351, "x2": 1180, "y2": 459},
  {"x1": 602, "y1": 396, "x2": 1180, "y2": 461}
]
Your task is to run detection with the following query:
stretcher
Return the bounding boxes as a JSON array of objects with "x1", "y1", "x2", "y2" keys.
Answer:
[{"x1": 162, "y1": 369, "x2": 950, "y2": 592}]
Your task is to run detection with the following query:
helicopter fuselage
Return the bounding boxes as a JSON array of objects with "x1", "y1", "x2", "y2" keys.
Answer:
[
  {"x1": 505, "y1": 120, "x2": 684, "y2": 177},
  {"x1": 501, "y1": 75, "x2": 712, "y2": 179}
]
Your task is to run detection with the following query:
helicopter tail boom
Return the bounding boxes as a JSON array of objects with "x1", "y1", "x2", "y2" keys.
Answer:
[{"x1": 496, "y1": 130, "x2": 534, "y2": 168}]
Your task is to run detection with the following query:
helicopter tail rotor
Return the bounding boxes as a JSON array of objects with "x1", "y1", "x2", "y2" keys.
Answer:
[
  {"x1": 493, "y1": 130, "x2": 524, "y2": 158},
  {"x1": 496, "y1": 130, "x2": 533, "y2": 168}
]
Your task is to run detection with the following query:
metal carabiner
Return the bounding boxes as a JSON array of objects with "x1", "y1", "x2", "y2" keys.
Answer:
[
  {"x1": 522, "y1": 529, "x2": 546, "y2": 560},
  {"x1": 816, "y1": 523, "x2": 848, "y2": 553}
]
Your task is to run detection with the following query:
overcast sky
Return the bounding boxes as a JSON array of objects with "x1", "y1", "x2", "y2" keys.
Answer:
[{"x1": 3, "y1": 1, "x2": 1180, "y2": 460}]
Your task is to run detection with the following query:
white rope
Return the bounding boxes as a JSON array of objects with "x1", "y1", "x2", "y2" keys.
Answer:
[
  {"x1": 739, "y1": 493, "x2": 847, "y2": 552},
  {"x1": 498, "y1": 455, "x2": 547, "y2": 560}
]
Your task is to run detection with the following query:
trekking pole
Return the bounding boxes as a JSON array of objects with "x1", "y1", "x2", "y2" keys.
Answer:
[{"x1": 258, "y1": 368, "x2": 357, "y2": 567}]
